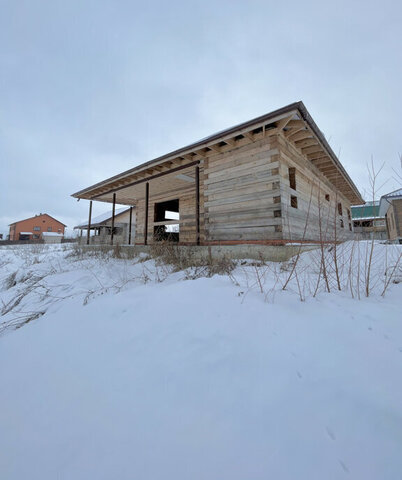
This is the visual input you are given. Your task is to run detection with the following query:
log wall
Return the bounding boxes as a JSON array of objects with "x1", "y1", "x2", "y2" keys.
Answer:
[
  {"x1": 133, "y1": 131, "x2": 355, "y2": 245},
  {"x1": 277, "y1": 133, "x2": 354, "y2": 242},
  {"x1": 203, "y1": 135, "x2": 282, "y2": 242}
]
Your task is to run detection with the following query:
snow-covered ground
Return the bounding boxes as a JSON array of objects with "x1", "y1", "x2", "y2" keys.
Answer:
[{"x1": 0, "y1": 243, "x2": 401, "y2": 480}]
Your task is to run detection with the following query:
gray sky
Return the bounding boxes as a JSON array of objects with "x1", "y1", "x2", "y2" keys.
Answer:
[{"x1": 1, "y1": 0, "x2": 401, "y2": 237}]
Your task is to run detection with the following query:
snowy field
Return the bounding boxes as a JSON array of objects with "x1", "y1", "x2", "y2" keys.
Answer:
[{"x1": 0, "y1": 242, "x2": 401, "y2": 480}]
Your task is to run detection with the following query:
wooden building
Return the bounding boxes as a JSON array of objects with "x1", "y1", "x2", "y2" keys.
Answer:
[
  {"x1": 351, "y1": 202, "x2": 387, "y2": 240},
  {"x1": 72, "y1": 102, "x2": 363, "y2": 246},
  {"x1": 379, "y1": 189, "x2": 402, "y2": 243},
  {"x1": 8, "y1": 214, "x2": 66, "y2": 241}
]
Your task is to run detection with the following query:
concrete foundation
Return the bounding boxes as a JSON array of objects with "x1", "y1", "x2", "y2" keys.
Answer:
[{"x1": 77, "y1": 243, "x2": 319, "y2": 262}]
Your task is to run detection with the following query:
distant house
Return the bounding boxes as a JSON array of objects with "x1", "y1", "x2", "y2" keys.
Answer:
[
  {"x1": 351, "y1": 201, "x2": 387, "y2": 240},
  {"x1": 74, "y1": 207, "x2": 135, "y2": 245},
  {"x1": 8, "y1": 214, "x2": 66, "y2": 241},
  {"x1": 379, "y1": 188, "x2": 402, "y2": 243}
]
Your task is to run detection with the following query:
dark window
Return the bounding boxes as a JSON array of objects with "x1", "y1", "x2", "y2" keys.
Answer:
[
  {"x1": 349, "y1": 223, "x2": 352, "y2": 231},
  {"x1": 154, "y1": 199, "x2": 179, "y2": 222},
  {"x1": 33, "y1": 234, "x2": 40, "y2": 239},
  {"x1": 47, "y1": 227, "x2": 52, "y2": 232},
  {"x1": 290, "y1": 195, "x2": 298, "y2": 209},
  {"x1": 288, "y1": 167, "x2": 296, "y2": 190},
  {"x1": 325, "y1": 194, "x2": 330, "y2": 202},
  {"x1": 338, "y1": 203, "x2": 343, "y2": 216},
  {"x1": 347, "y1": 209, "x2": 351, "y2": 220},
  {"x1": 274, "y1": 209, "x2": 281, "y2": 218},
  {"x1": 33, "y1": 226, "x2": 41, "y2": 231},
  {"x1": 340, "y1": 219, "x2": 344, "y2": 228},
  {"x1": 154, "y1": 199, "x2": 180, "y2": 242}
]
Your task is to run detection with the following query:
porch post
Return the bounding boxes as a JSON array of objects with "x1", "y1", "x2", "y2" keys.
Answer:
[
  {"x1": 144, "y1": 182, "x2": 149, "y2": 245},
  {"x1": 86, "y1": 200, "x2": 92, "y2": 245},
  {"x1": 110, "y1": 193, "x2": 116, "y2": 245},
  {"x1": 128, "y1": 206, "x2": 133, "y2": 245},
  {"x1": 195, "y1": 166, "x2": 200, "y2": 245}
]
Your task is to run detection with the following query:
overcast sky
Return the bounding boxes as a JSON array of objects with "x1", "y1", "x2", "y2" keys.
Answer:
[{"x1": 1, "y1": 0, "x2": 401, "y2": 237}]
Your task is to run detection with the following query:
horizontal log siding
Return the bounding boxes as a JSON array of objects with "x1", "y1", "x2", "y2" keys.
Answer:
[
  {"x1": 277, "y1": 134, "x2": 354, "y2": 241},
  {"x1": 204, "y1": 135, "x2": 283, "y2": 241}
]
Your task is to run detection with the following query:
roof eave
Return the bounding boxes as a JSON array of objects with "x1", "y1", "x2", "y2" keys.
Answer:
[{"x1": 71, "y1": 101, "x2": 363, "y2": 204}]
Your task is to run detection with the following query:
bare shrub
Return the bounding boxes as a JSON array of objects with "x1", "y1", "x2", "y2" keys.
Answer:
[
  {"x1": 4, "y1": 271, "x2": 17, "y2": 290},
  {"x1": 149, "y1": 241, "x2": 236, "y2": 278}
]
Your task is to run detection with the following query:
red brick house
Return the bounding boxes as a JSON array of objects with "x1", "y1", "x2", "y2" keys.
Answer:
[{"x1": 8, "y1": 214, "x2": 66, "y2": 241}]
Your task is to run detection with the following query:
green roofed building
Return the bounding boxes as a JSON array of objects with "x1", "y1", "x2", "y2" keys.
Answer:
[{"x1": 351, "y1": 201, "x2": 387, "y2": 240}]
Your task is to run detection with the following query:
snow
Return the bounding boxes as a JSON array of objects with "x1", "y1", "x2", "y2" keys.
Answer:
[
  {"x1": 19, "y1": 231, "x2": 33, "y2": 234},
  {"x1": 76, "y1": 207, "x2": 130, "y2": 228},
  {"x1": 0, "y1": 243, "x2": 402, "y2": 479}
]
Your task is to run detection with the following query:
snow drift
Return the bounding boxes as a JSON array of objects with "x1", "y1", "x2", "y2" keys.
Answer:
[{"x1": 0, "y1": 243, "x2": 401, "y2": 479}]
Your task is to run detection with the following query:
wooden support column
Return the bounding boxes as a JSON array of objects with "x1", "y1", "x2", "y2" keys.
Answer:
[
  {"x1": 128, "y1": 206, "x2": 133, "y2": 245},
  {"x1": 110, "y1": 193, "x2": 116, "y2": 245},
  {"x1": 195, "y1": 166, "x2": 200, "y2": 245},
  {"x1": 86, "y1": 200, "x2": 92, "y2": 245},
  {"x1": 144, "y1": 182, "x2": 149, "y2": 245}
]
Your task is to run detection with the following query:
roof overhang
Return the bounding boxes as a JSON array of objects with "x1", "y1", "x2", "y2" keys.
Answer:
[{"x1": 72, "y1": 101, "x2": 363, "y2": 205}]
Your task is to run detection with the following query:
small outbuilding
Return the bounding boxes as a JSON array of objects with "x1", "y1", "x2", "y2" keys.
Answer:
[
  {"x1": 75, "y1": 207, "x2": 136, "y2": 245},
  {"x1": 351, "y1": 201, "x2": 387, "y2": 240},
  {"x1": 42, "y1": 232, "x2": 64, "y2": 244}
]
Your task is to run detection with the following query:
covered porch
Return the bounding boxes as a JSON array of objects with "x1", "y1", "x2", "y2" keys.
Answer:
[{"x1": 74, "y1": 160, "x2": 203, "y2": 246}]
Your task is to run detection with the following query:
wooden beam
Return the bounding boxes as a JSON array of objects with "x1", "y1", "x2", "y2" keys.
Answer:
[
  {"x1": 86, "y1": 200, "x2": 92, "y2": 245},
  {"x1": 295, "y1": 138, "x2": 317, "y2": 149},
  {"x1": 194, "y1": 149, "x2": 207, "y2": 157},
  {"x1": 208, "y1": 144, "x2": 221, "y2": 153},
  {"x1": 310, "y1": 157, "x2": 332, "y2": 165},
  {"x1": 93, "y1": 160, "x2": 200, "y2": 199},
  {"x1": 276, "y1": 115, "x2": 294, "y2": 131},
  {"x1": 285, "y1": 120, "x2": 305, "y2": 129},
  {"x1": 302, "y1": 145, "x2": 323, "y2": 155},
  {"x1": 308, "y1": 153, "x2": 329, "y2": 161},
  {"x1": 244, "y1": 131, "x2": 254, "y2": 141},
  {"x1": 224, "y1": 138, "x2": 236, "y2": 146},
  {"x1": 289, "y1": 130, "x2": 312, "y2": 142},
  {"x1": 285, "y1": 125, "x2": 305, "y2": 138},
  {"x1": 314, "y1": 165, "x2": 334, "y2": 173},
  {"x1": 110, "y1": 193, "x2": 116, "y2": 245}
]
